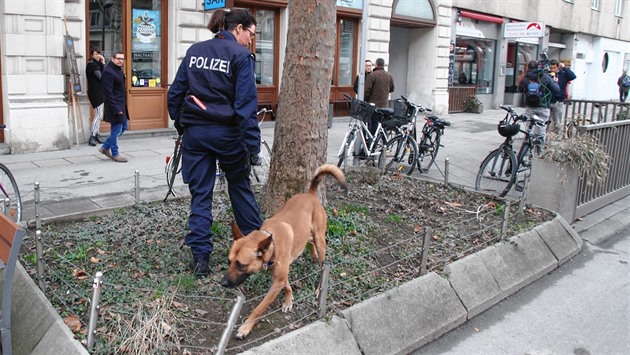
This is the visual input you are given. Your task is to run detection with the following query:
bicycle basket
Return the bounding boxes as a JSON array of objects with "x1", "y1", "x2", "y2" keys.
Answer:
[
  {"x1": 498, "y1": 123, "x2": 520, "y2": 137},
  {"x1": 393, "y1": 99, "x2": 412, "y2": 118},
  {"x1": 349, "y1": 99, "x2": 376, "y2": 122}
]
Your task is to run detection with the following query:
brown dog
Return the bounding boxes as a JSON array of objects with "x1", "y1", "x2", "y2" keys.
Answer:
[{"x1": 220, "y1": 164, "x2": 347, "y2": 339}]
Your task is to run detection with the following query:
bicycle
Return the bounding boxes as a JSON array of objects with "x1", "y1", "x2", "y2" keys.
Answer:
[
  {"x1": 378, "y1": 96, "x2": 421, "y2": 175},
  {"x1": 0, "y1": 125, "x2": 22, "y2": 222},
  {"x1": 164, "y1": 108, "x2": 273, "y2": 201},
  {"x1": 475, "y1": 105, "x2": 547, "y2": 198},
  {"x1": 337, "y1": 95, "x2": 390, "y2": 170}
]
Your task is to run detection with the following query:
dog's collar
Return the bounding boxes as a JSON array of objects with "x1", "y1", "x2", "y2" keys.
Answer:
[{"x1": 261, "y1": 229, "x2": 275, "y2": 270}]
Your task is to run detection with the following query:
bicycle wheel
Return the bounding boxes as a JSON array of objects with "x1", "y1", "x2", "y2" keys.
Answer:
[
  {"x1": 165, "y1": 137, "x2": 183, "y2": 192},
  {"x1": 367, "y1": 132, "x2": 388, "y2": 168},
  {"x1": 417, "y1": 128, "x2": 441, "y2": 172},
  {"x1": 0, "y1": 164, "x2": 22, "y2": 222},
  {"x1": 512, "y1": 144, "x2": 532, "y2": 195},
  {"x1": 337, "y1": 130, "x2": 356, "y2": 168},
  {"x1": 382, "y1": 135, "x2": 418, "y2": 176},
  {"x1": 251, "y1": 140, "x2": 271, "y2": 185},
  {"x1": 475, "y1": 147, "x2": 518, "y2": 197}
]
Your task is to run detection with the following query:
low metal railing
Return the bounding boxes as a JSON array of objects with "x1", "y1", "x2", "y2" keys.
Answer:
[
  {"x1": 574, "y1": 118, "x2": 630, "y2": 218},
  {"x1": 563, "y1": 99, "x2": 630, "y2": 125}
]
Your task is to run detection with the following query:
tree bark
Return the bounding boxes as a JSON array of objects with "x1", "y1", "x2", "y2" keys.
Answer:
[{"x1": 262, "y1": 0, "x2": 337, "y2": 214}]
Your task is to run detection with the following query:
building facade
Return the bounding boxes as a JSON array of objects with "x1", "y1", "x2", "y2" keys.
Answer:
[{"x1": 0, "y1": 0, "x2": 628, "y2": 154}]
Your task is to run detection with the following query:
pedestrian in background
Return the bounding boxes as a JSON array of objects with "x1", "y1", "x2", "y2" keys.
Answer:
[
  {"x1": 548, "y1": 59, "x2": 576, "y2": 134},
  {"x1": 618, "y1": 70, "x2": 630, "y2": 103},
  {"x1": 167, "y1": 8, "x2": 262, "y2": 278},
  {"x1": 518, "y1": 60, "x2": 560, "y2": 124},
  {"x1": 353, "y1": 59, "x2": 372, "y2": 96},
  {"x1": 365, "y1": 57, "x2": 395, "y2": 135},
  {"x1": 99, "y1": 50, "x2": 129, "y2": 163},
  {"x1": 86, "y1": 46, "x2": 105, "y2": 146}
]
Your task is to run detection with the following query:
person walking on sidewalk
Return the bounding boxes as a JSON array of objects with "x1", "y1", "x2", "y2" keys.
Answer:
[
  {"x1": 618, "y1": 70, "x2": 630, "y2": 103},
  {"x1": 99, "y1": 50, "x2": 129, "y2": 163},
  {"x1": 548, "y1": 59, "x2": 576, "y2": 135},
  {"x1": 167, "y1": 8, "x2": 262, "y2": 277},
  {"x1": 364, "y1": 57, "x2": 394, "y2": 135},
  {"x1": 86, "y1": 46, "x2": 105, "y2": 146}
]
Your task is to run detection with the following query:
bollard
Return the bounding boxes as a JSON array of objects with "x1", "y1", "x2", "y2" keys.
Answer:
[
  {"x1": 134, "y1": 170, "x2": 140, "y2": 204},
  {"x1": 500, "y1": 201, "x2": 511, "y2": 239},
  {"x1": 420, "y1": 227, "x2": 432, "y2": 275},
  {"x1": 35, "y1": 230, "x2": 46, "y2": 291},
  {"x1": 217, "y1": 290, "x2": 245, "y2": 355},
  {"x1": 87, "y1": 272, "x2": 104, "y2": 350},
  {"x1": 317, "y1": 261, "x2": 331, "y2": 319},
  {"x1": 34, "y1": 182, "x2": 41, "y2": 229},
  {"x1": 444, "y1": 158, "x2": 450, "y2": 185}
]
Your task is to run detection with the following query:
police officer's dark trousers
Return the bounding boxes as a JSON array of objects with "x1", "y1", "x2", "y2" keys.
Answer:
[{"x1": 182, "y1": 123, "x2": 262, "y2": 261}]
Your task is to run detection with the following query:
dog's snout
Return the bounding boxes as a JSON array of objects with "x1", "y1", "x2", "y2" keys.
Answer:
[{"x1": 220, "y1": 275, "x2": 235, "y2": 288}]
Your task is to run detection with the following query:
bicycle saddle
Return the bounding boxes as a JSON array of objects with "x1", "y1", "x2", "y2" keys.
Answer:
[
  {"x1": 427, "y1": 115, "x2": 451, "y2": 127},
  {"x1": 375, "y1": 107, "x2": 395, "y2": 115}
]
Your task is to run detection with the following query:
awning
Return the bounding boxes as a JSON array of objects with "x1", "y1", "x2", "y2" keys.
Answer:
[{"x1": 459, "y1": 9, "x2": 504, "y2": 24}]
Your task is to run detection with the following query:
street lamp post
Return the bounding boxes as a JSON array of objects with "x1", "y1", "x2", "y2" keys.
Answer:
[{"x1": 98, "y1": 0, "x2": 113, "y2": 54}]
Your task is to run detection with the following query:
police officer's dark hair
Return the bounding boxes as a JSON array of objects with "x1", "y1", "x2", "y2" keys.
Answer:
[
  {"x1": 208, "y1": 9, "x2": 256, "y2": 34},
  {"x1": 550, "y1": 59, "x2": 560, "y2": 66}
]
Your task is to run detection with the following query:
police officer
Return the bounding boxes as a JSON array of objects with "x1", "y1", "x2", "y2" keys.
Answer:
[{"x1": 168, "y1": 8, "x2": 262, "y2": 277}]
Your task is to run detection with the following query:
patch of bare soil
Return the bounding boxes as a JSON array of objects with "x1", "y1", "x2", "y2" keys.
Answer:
[{"x1": 19, "y1": 169, "x2": 552, "y2": 354}]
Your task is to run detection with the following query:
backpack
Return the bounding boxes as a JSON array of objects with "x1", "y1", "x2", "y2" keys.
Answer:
[
  {"x1": 622, "y1": 75, "x2": 630, "y2": 88},
  {"x1": 524, "y1": 77, "x2": 543, "y2": 107}
]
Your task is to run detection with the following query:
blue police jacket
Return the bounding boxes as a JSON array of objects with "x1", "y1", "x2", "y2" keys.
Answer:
[{"x1": 168, "y1": 30, "x2": 260, "y2": 155}]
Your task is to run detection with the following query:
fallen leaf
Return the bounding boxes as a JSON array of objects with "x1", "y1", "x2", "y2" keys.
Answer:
[
  {"x1": 414, "y1": 224, "x2": 423, "y2": 233},
  {"x1": 97, "y1": 248, "x2": 107, "y2": 255},
  {"x1": 162, "y1": 321, "x2": 172, "y2": 333},
  {"x1": 72, "y1": 269, "x2": 89, "y2": 280},
  {"x1": 445, "y1": 201, "x2": 463, "y2": 208},
  {"x1": 90, "y1": 256, "x2": 100, "y2": 263},
  {"x1": 194, "y1": 309, "x2": 208, "y2": 316},
  {"x1": 64, "y1": 315, "x2": 82, "y2": 332}
]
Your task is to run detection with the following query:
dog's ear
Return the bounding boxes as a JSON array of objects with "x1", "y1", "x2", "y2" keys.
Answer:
[
  {"x1": 257, "y1": 235, "x2": 273, "y2": 255},
  {"x1": 231, "y1": 220, "x2": 245, "y2": 241}
]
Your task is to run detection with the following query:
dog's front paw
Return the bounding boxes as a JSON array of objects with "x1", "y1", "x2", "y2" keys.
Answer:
[{"x1": 236, "y1": 323, "x2": 253, "y2": 339}]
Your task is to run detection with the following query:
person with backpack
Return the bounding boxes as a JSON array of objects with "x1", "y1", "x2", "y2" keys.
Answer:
[
  {"x1": 518, "y1": 60, "x2": 560, "y2": 125},
  {"x1": 548, "y1": 59, "x2": 577, "y2": 134},
  {"x1": 618, "y1": 70, "x2": 630, "y2": 103}
]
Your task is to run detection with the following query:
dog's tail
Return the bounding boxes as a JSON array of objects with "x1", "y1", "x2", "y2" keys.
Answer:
[{"x1": 308, "y1": 164, "x2": 348, "y2": 195}]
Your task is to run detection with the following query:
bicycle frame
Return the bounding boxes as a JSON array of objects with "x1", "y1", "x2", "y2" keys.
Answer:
[{"x1": 338, "y1": 117, "x2": 387, "y2": 161}]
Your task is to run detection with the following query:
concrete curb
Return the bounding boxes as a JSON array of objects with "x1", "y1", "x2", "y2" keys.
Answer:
[
  {"x1": 0, "y1": 263, "x2": 87, "y2": 354},
  {"x1": 240, "y1": 214, "x2": 582, "y2": 355}
]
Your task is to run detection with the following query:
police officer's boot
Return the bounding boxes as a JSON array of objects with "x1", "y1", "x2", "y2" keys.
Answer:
[{"x1": 189, "y1": 252, "x2": 209, "y2": 278}]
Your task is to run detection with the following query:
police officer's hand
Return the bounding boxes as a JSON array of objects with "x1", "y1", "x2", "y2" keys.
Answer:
[
  {"x1": 249, "y1": 154, "x2": 261, "y2": 166},
  {"x1": 174, "y1": 120, "x2": 185, "y2": 136}
]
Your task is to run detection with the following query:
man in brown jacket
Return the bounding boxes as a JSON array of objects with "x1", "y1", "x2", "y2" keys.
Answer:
[{"x1": 365, "y1": 57, "x2": 395, "y2": 134}]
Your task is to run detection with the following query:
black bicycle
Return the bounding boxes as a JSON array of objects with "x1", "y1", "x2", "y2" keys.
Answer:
[
  {"x1": 164, "y1": 108, "x2": 273, "y2": 201},
  {"x1": 0, "y1": 125, "x2": 22, "y2": 222},
  {"x1": 415, "y1": 110, "x2": 451, "y2": 173},
  {"x1": 475, "y1": 105, "x2": 546, "y2": 197}
]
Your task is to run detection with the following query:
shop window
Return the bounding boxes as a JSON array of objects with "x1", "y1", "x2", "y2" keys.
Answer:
[
  {"x1": 130, "y1": 0, "x2": 162, "y2": 88},
  {"x1": 89, "y1": 0, "x2": 123, "y2": 59},
  {"x1": 454, "y1": 37, "x2": 496, "y2": 94},
  {"x1": 337, "y1": 19, "x2": 355, "y2": 86},
  {"x1": 336, "y1": 0, "x2": 362, "y2": 10},
  {"x1": 254, "y1": 10, "x2": 275, "y2": 85}
]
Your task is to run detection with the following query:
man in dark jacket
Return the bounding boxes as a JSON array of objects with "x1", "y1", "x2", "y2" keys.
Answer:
[
  {"x1": 99, "y1": 51, "x2": 130, "y2": 163},
  {"x1": 618, "y1": 70, "x2": 629, "y2": 103},
  {"x1": 548, "y1": 59, "x2": 576, "y2": 134},
  {"x1": 353, "y1": 59, "x2": 372, "y2": 96},
  {"x1": 86, "y1": 46, "x2": 105, "y2": 146},
  {"x1": 364, "y1": 58, "x2": 394, "y2": 134},
  {"x1": 518, "y1": 60, "x2": 560, "y2": 124}
]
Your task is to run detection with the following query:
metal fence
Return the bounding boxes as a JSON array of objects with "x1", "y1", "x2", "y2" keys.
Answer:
[
  {"x1": 573, "y1": 118, "x2": 630, "y2": 218},
  {"x1": 563, "y1": 99, "x2": 630, "y2": 125}
]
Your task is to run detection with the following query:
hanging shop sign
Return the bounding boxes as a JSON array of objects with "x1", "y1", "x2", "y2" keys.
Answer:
[
  {"x1": 504, "y1": 22, "x2": 545, "y2": 38},
  {"x1": 204, "y1": 0, "x2": 226, "y2": 11}
]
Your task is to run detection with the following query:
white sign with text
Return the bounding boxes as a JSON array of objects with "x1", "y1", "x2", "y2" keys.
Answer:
[{"x1": 504, "y1": 22, "x2": 545, "y2": 38}]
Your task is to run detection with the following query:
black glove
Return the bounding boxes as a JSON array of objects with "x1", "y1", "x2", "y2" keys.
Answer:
[
  {"x1": 249, "y1": 154, "x2": 261, "y2": 166},
  {"x1": 174, "y1": 120, "x2": 185, "y2": 136}
]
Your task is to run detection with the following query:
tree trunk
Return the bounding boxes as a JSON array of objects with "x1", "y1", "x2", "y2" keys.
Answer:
[{"x1": 261, "y1": 0, "x2": 336, "y2": 214}]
